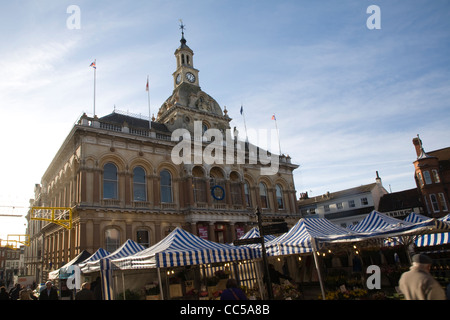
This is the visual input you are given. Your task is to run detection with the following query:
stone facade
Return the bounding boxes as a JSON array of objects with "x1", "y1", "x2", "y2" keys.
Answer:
[{"x1": 24, "y1": 32, "x2": 299, "y2": 279}]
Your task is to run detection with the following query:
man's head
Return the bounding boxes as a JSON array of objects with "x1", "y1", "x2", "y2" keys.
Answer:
[{"x1": 411, "y1": 254, "x2": 433, "y2": 272}]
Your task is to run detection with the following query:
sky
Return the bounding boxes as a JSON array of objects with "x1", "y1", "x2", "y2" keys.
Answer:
[{"x1": 0, "y1": 0, "x2": 449, "y2": 240}]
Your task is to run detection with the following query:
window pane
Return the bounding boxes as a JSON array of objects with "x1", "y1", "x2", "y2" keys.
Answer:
[
  {"x1": 104, "y1": 163, "x2": 117, "y2": 180},
  {"x1": 133, "y1": 166, "x2": 146, "y2": 201},
  {"x1": 424, "y1": 171, "x2": 432, "y2": 184},
  {"x1": 193, "y1": 178, "x2": 206, "y2": 202},
  {"x1": 231, "y1": 183, "x2": 242, "y2": 205},
  {"x1": 244, "y1": 182, "x2": 251, "y2": 207},
  {"x1": 259, "y1": 183, "x2": 268, "y2": 208},
  {"x1": 160, "y1": 170, "x2": 172, "y2": 203},
  {"x1": 276, "y1": 185, "x2": 284, "y2": 209},
  {"x1": 432, "y1": 170, "x2": 441, "y2": 183},
  {"x1": 136, "y1": 230, "x2": 149, "y2": 247},
  {"x1": 105, "y1": 229, "x2": 120, "y2": 253},
  {"x1": 103, "y1": 163, "x2": 118, "y2": 199},
  {"x1": 430, "y1": 194, "x2": 439, "y2": 212},
  {"x1": 438, "y1": 193, "x2": 448, "y2": 211}
]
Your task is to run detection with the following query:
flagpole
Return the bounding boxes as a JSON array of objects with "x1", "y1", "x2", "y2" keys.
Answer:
[
  {"x1": 273, "y1": 114, "x2": 282, "y2": 155},
  {"x1": 146, "y1": 75, "x2": 151, "y2": 129},
  {"x1": 241, "y1": 105, "x2": 248, "y2": 142},
  {"x1": 92, "y1": 59, "x2": 96, "y2": 116}
]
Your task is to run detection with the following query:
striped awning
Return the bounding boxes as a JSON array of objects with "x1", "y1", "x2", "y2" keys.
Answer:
[
  {"x1": 239, "y1": 227, "x2": 276, "y2": 242},
  {"x1": 80, "y1": 240, "x2": 145, "y2": 273},
  {"x1": 48, "y1": 250, "x2": 91, "y2": 280},
  {"x1": 265, "y1": 217, "x2": 358, "y2": 256},
  {"x1": 112, "y1": 227, "x2": 262, "y2": 269},
  {"x1": 348, "y1": 211, "x2": 414, "y2": 234},
  {"x1": 415, "y1": 214, "x2": 450, "y2": 247}
]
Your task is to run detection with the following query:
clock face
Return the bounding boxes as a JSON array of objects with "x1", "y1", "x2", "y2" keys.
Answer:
[
  {"x1": 176, "y1": 73, "x2": 181, "y2": 84},
  {"x1": 186, "y1": 72, "x2": 196, "y2": 83}
]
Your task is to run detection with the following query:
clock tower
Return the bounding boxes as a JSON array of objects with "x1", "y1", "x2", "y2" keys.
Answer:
[
  {"x1": 157, "y1": 21, "x2": 231, "y2": 135},
  {"x1": 173, "y1": 21, "x2": 200, "y2": 88}
]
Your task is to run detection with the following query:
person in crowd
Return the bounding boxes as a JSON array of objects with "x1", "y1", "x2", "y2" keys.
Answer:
[
  {"x1": 39, "y1": 281, "x2": 59, "y2": 300},
  {"x1": 399, "y1": 253, "x2": 446, "y2": 300},
  {"x1": 9, "y1": 283, "x2": 21, "y2": 300},
  {"x1": 18, "y1": 288, "x2": 34, "y2": 300},
  {"x1": 0, "y1": 286, "x2": 10, "y2": 300},
  {"x1": 75, "y1": 282, "x2": 95, "y2": 300},
  {"x1": 220, "y1": 279, "x2": 247, "y2": 300},
  {"x1": 91, "y1": 276, "x2": 103, "y2": 300},
  {"x1": 267, "y1": 264, "x2": 291, "y2": 285}
]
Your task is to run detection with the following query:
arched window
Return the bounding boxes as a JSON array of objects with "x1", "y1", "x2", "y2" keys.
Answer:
[
  {"x1": 210, "y1": 167, "x2": 225, "y2": 203},
  {"x1": 276, "y1": 184, "x2": 284, "y2": 209},
  {"x1": 230, "y1": 172, "x2": 242, "y2": 205},
  {"x1": 105, "y1": 228, "x2": 120, "y2": 253},
  {"x1": 244, "y1": 182, "x2": 251, "y2": 207},
  {"x1": 133, "y1": 166, "x2": 146, "y2": 201},
  {"x1": 136, "y1": 229, "x2": 150, "y2": 247},
  {"x1": 193, "y1": 166, "x2": 206, "y2": 203},
  {"x1": 103, "y1": 163, "x2": 118, "y2": 199},
  {"x1": 259, "y1": 182, "x2": 268, "y2": 209},
  {"x1": 160, "y1": 169, "x2": 173, "y2": 203}
]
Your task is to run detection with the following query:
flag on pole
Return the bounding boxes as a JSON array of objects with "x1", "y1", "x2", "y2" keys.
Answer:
[
  {"x1": 90, "y1": 61, "x2": 96, "y2": 69},
  {"x1": 271, "y1": 114, "x2": 276, "y2": 120},
  {"x1": 240, "y1": 105, "x2": 243, "y2": 115},
  {"x1": 146, "y1": 75, "x2": 151, "y2": 130}
]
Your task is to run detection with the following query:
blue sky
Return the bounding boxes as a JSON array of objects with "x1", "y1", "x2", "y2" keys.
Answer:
[{"x1": 1, "y1": 0, "x2": 449, "y2": 239}]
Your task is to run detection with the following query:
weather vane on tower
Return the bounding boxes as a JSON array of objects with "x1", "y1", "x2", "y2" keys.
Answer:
[{"x1": 179, "y1": 19, "x2": 186, "y2": 37}]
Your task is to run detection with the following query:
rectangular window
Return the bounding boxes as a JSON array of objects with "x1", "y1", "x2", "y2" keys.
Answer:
[
  {"x1": 417, "y1": 172, "x2": 424, "y2": 187},
  {"x1": 432, "y1": 170, "x2": 441, "y2": 183},
  {"x1": 361, "y1": 197, "x2": 368, "y2": 206},
  {"x1": 324, "y1": 205, "x2": 330, "y2": 212},
  {"x1": 423, "y1": 171, "x2": 432, "y2": 184},
  {"x1": 438, "y1": 193, "x2": 448, "y2": 211},
  {"x1": 348, "y1": 200, "x2": 355, "y2": 208},
  {"x1": 336, "y1": 202, "x2": 343, "y2": 210},
  {"x1": 430, "y1": 194, "x2": 440, "y2": 212}
]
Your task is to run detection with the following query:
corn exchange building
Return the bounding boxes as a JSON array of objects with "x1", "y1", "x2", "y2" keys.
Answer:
[{"x1": 24, "y1": 32, "x2": 299, "y2": 281}]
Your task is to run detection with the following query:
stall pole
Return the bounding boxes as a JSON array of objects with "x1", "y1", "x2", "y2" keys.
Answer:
[
  {"x1": 311, "y1": 240, "x2": 326, "y2": 300},
  {"x1": 122, "y1": 272, "x2": 126, "y2": 300},
  {"x1": 256, "y1": 208, "x2": 274, "y2": 300},
  {"x1": 157, "y1": 267, "x2": 164, "y2": 300}
]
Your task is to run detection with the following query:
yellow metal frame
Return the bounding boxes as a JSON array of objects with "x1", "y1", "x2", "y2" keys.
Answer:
[
  {"x1": 7, "y1": 234, "x2": 30, "y2": 247},
  {"x1": 0, "y1": 237, "x2": 30, "y2": 250},
  {"x1": 30, "y1": 207, "x2": 73, "y2": 230}
]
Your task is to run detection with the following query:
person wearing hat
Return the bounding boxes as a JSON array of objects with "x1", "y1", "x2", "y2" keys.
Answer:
[{"x1": 398, "y1": 254, "x2": 446, "y2": 300}]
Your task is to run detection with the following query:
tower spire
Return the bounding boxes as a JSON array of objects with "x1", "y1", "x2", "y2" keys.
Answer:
[{"x1": 179, "y1": 19, "x2": 187, "y2": 47}]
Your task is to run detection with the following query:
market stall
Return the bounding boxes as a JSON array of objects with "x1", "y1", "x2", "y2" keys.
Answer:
[
  {"x1": 79, "y1": 240, "x2": 145, "y2": 300},
  {"x1": 111, "y1": 227, "x2": 262, "y2": 300}
]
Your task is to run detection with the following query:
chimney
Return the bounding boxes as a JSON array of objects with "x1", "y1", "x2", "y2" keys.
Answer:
[
  {"x1": 376, "y1": 171, "x2": 382, "y2": 185},
  {"x1": 412, "y1": 137, "x2": 422, "y2": 158}
]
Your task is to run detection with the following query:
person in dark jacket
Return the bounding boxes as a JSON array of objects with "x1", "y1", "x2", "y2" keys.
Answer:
[
  {"x1": 39, "y1": 281, "x2": 58, "y2": 300},
  {"x1": 220, "y1": 279, "x2": 247, "y2": 300},
  {"x1": 9, "y1": 283, "x2": 21, "y2": 300},
  {"x1": 75, "y1": 282, "x2": 95, "y2": 300},
  {"x1": 0, "y1": 286, "x2": 10, "y2": 300}
]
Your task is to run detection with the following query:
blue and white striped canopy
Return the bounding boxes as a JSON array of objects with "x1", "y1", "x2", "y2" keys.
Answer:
[
  {"x1": 112, "y1": 227, "x2": 262, "y2": 269},
  {"x1": 80, "y1": 240, "x2": 145, "y2": 273},
  {"x1": 79, "y1": 248, "x2": 110, "y2": 265},
  {"x1": 348, "y1": 211, "x2": 414, "y2": 234},
  {"x1": 415, "y1": 214, "x2": 450, "y2": 247},
  {"x1": 240, "y1": 227, "x2": 276, "y2": 242},
  {"x1": 403, "y1": 212, "x2": 430, "y2": 223},
  {"x1": 265, "y1": 218, "x2": 358, "y2": 256}
]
